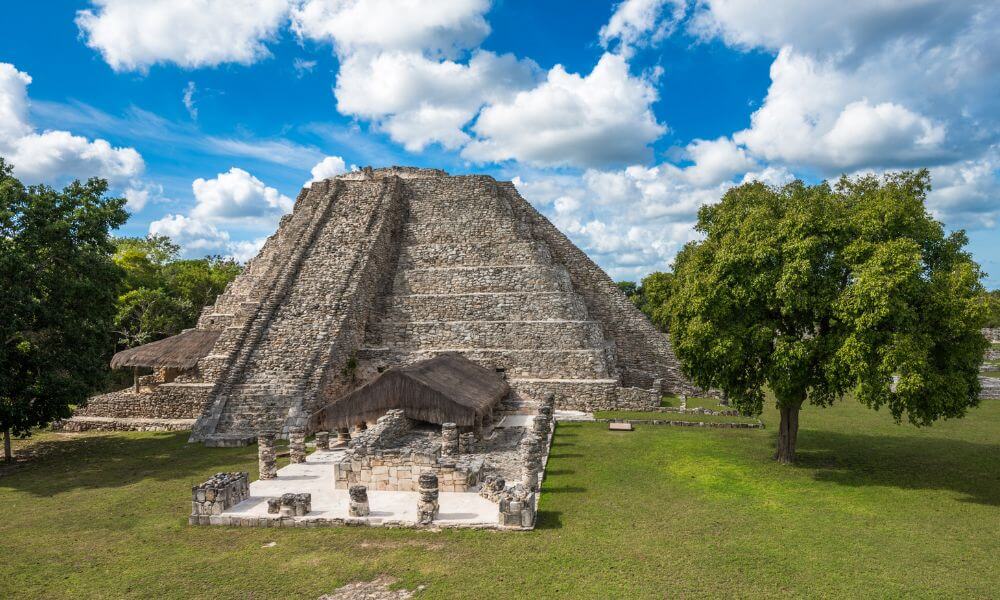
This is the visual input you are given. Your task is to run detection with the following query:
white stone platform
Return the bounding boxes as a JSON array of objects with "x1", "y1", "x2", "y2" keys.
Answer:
[{"x1": 219, "y1": 448, "x2": 501, "y2": 528}]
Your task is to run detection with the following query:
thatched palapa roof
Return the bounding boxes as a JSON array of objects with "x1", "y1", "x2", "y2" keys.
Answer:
[
  {"x1": 110, "y1": 329, "x2": 221, "y2": 370},
  {"x1": 311, "y1": 353, "x2": 509, "y2": 429}
]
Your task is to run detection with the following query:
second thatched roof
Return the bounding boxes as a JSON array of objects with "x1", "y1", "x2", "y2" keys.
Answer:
[
  {"x1": 110, "y1": 329, "x2": 221, "y2": 370},
  {"x1": 310, "y1": 353, "x2": 509, "y2": 429}
]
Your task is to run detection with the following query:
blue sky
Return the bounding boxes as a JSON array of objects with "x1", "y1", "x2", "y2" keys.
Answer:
[{"x1": 0, "y1": 0, "x2": 997, "y2": 286}]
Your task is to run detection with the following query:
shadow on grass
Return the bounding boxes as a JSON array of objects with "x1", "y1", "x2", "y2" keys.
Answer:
[
  {"x1": 0, "y1": 431, "x2": 255, "y2": 497},
  {"x1": 544, "y1": 469, "x2": 575, "y2": 476},
  {"x1": 549, "y1": 453, "x2": 583, "y2": 459},
  {"x1": 544, "y1": 485, "x2": 587, "y2": 494},
  {"x1": 534, "y1": 510, "x2": 563, "y2": 529},
  {"x1": 792, "y1": 430, "x2": 1000, "y2": 506}
]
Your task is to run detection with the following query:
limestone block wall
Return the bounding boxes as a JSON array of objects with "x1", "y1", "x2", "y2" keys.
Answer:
[
  {"x1": 75, "y1": 384, "x2": 212, "y2": 420},
  {"x1": 333, "y1": 450, "x2": 482, "y2": 492}
]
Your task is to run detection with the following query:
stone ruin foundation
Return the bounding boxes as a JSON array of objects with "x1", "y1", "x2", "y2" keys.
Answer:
[{"x1": 188, "y1": 395, "x2": 555, "y2": 530}]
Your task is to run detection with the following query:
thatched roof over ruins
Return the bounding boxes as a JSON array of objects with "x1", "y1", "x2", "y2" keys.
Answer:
[
  {"x1": 110, "y1": 329, "x2": 220, "y2": 370},
  {"x1": 310, "y1": 353, "x2": 509, "y2": 429}
]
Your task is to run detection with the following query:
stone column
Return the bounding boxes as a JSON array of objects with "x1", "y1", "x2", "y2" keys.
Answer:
[
  {"x1": 337, "y1": 427, "x2": 352, "y2": 445},
  {"x1": 543, "y1": 393, "x2": 556, "y2": 413},
  {"x1": 349, "y1": 485, "x2": 370, "y2": 517},
  {"x1": 289, "y1": 427, "x2": 306, "y2": 464},
  {"x1": 440, "y1": 423, "x2": 459, "y2": 457},
  {"x1": 416, "y1": 472, "x2": 440, "y2": 525},
  {"x1": 532, "y1": 414, "x2": 548, "y2": 436},
  {"x1": 459, "y1": 432, "x2": 477, "y2": 454},
  {"x1": 314, "y1": 431, "x2": 330, "y2": 451},
  {"x1": 258, "y1": 433, "x2": 277, "y2": 480},
  {"x1": 521, "y1": 455, "x2": 540, "y2": 492}
]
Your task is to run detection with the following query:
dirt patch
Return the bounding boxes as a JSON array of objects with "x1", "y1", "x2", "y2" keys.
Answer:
[{"x1": 319, "y1": 576, "x2": 422, "y2": 599}]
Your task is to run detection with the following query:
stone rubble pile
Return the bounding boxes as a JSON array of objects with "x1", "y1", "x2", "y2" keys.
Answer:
[{"x1": 498, "y1": 483, "x2": 536, "y2": 528}]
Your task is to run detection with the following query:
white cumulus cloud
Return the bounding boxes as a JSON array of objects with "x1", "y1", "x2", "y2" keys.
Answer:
[
  {"x1": 76, "y1": 0, "x2": 291, "y2": 72},
  {"x1": 191, "y1": 167, "x2": 294, "y2": 225},
  {"x1": 463, "y1": 53, "x2": 666, "y2": 168},
  {"x1": 600, "y1": 0, "x2": 686, "y2": 56},
  {"x1": 290, "y1": 0, "x2": 491, "y2": 59},
  {"x1": 309, "y1": 155, "x2": 348, "y2": 181},
  {"x1": 0, "y1": 62, "x2": 145, "y2": 188}
]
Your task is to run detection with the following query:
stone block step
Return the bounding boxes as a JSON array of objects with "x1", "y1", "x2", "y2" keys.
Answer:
[
  {"x1": 366, "y1": 320, "x2": 607, "y2": 350},
  {"x1": 358, "y1": 347, "x2": 613, "y2": 379},
  {"x1": 399, "y1": 242, "x2": 550, "y2": 268},
  {"x1": 392, "y1": 265, "x2": 571, "y2": 295},
  {"x1": 402, "y1": 220, "x2": 527, "y2": 245},
  {"x1": 379, "y1": 292, "x2": 590, "y2": 322}
]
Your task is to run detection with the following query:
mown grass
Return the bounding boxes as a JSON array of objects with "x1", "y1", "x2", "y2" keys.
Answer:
[
  {"x1": 593, "y1": 410, "x2": 760, "y2": 424},
  {"x1": 1, "y1": 400, "x2": 998, "y2": 599}
]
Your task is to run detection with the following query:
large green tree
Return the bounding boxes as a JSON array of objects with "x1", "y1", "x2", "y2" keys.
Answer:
[
  {"x1": 0, "y1": 160, "x2": 127, "y2": 460},
  {"x1": 668, "y1": 171, "x2": 988, "y2": 464}
]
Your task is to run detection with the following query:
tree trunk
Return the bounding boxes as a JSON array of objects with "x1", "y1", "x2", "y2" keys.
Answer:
[
  {"x1": 3, "y1": 428, "x2": 11, "y2": 463},
  {"x1": 774, "y1": 404, "x2": 800, "y2": 464}
]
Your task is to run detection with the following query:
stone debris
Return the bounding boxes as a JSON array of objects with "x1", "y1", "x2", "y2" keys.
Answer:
[
  {"x1": 318, "y1": 576, "x2": 417, "y2": 600},
  {"x1": 478, "y1": 475, "x2": 506, "y2": 503}
]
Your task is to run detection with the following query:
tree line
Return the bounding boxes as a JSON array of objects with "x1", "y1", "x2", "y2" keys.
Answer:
[{"x1": 0, "y1": 159, "x2": 240, "y2": 461}]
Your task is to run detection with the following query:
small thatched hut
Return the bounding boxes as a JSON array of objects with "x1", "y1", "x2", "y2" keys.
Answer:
[
  {"x1": 110, "y1": 329, "x2": 221, "y2": 390},
  {"x1": 310, "y1": 353, "x2": 509, "y2": 431}
]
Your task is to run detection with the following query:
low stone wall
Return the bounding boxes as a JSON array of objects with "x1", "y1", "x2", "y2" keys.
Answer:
[
  {"x1": 333, "y1": 448, "x2": 483, "y2": 492},
  {"x1": 55, "y1": 416, "x2": 194, "y2": 432},
  {"x1": 74, "y1": 384, "x2": 211, "y2": 421},
  {"x1": 983, "y1": 328, "x2": 1000, "y2": 343},
  {"x1": 189, "y1": 472, "x2": 249, "y2": 525}
]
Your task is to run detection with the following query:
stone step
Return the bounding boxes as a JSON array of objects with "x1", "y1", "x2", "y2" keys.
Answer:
[
  {"x1": 392, "y1": 264, "x2": 571, "y2": 295},
  {"x1": 399, "y1": 241, "x2": 550, "y2": 268},
  {"x1": 379, "y1": 292, "x2": 590, "y2": 322},
  {"x1": 366, "y1": 320, "x2": 607, "y2": 350},
  {"x1": 508, "y1": 377, "x2": 623, "y2": 412},
  {"x1": 401, "y1": 220, "x2": 527, "y2": 245},
  {"x1": 358, "y1": 347, "x2": 613, "y2": 379}
]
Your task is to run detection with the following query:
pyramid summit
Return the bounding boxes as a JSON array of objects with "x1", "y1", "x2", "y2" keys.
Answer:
[{"x1": 71, "y1": 167, "x2": 698, "y2": 444}]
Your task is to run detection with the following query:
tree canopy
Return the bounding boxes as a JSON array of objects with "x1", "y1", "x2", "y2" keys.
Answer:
[
  {"x1": 0, "y1": 159, "x2": 128, "y2": 460},
  {"x1": 112, "y1": 236, "x2": 240, "y2": 349},
  {"x1": 667, "y1": 170, "x2": 988, "y2": 463},
  {"x1": 617, "y1": 271, "x2": 675, "y2": 332}
]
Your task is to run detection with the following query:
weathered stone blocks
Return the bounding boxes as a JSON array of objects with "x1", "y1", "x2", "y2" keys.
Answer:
[
  {"x1": 314, "y1": 431, "x2": 330, "y2": 450},
  {"x1": 258, "y1": 434, "x2": 277, "y2": 479},
  {"x1": 416, "y1": 472, "x2": 440, "y2": 524},
  {"x1": 498, "y1": 483, "x2": 535, "y2": 528},
  {"x1": 441, "y1": 422, "x2": 459, "y2": 457},
  {"x1": 289, "y1": 426, "x2": 306, "y2": 464},
  {"x1": 190, "y1": 472, "x2": 249, "y2": 525},
  {"x1": 349, "y1": 485, "x2": 370, "y2": 517}
]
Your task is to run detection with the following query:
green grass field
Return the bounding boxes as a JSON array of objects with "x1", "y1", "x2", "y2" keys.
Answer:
[{"x1": 2, "y1": 399, "x2": 998, "y2": 599}]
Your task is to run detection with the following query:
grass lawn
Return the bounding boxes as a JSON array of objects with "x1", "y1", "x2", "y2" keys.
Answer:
[
  {"x1": 593, "y1": 410, "x2": 760, "y2": 424},
  {"x1": 1, "y1": 400, "x2": 998, "y2": 599}
]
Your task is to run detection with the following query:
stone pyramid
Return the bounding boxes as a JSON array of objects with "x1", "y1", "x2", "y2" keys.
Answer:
[{"x1": 141, "y1": 167, "x2": 692, "y2": 445}]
